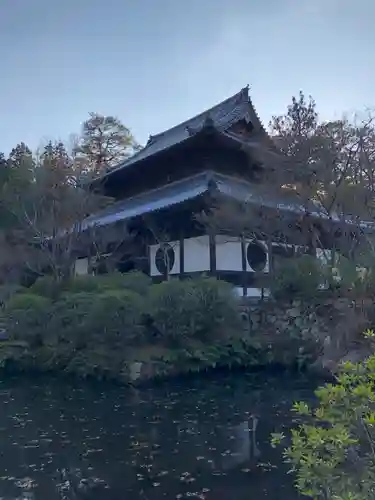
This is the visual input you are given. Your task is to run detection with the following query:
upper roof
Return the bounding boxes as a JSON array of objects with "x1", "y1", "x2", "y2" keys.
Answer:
[{"x1": 90, "y1": 86, "x2": 270, "y2": 185}]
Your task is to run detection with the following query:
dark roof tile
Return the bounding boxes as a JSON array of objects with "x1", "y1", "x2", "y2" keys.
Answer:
[
  {"x1": 82, "y1": 171, "x2": 374, "y2": 231},
  {"x1": 92, "y1": 86, "x2": 267, "y2": 183}
]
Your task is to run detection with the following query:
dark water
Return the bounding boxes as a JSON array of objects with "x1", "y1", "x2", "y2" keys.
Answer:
[{"x1": 0, "y1": 371, "x2": 318, "y2": 500}]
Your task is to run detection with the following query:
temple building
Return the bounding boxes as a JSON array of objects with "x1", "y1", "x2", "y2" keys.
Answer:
[{"x1": 75, "y1": 87, "x2": 365, "y2": 297}]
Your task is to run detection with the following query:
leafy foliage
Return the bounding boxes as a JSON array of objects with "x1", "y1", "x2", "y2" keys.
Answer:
[
  {"x1": 0, "y1": 284, "x2": 25, "y2": 307},
  {"x1": 1, "y1": 274, "x2": 243, "y2": 380},
  {"x1": 270, "y1": 91, "x2": 375, "y2": 220},
  {"x1": 187, "y1": 276, "x2": 241, "y2": 340},
  {"x1": 30, "y1": 271, "x2": 151, "y2": 297},
  {"x1": 271, "y1": 254, "x2": 325, "y2": 298},
  {"x1": 0, "y1": 108, "x2": 138, "y2": 284},
  {"x1": 90, "y1": 271, "x2": 152, "y2": 296},
  {"x1": 47, "y1": 292, "x2": 94, "y2": 349},
  {"x1": 0, "y1": 141, "x2": 111, "y2": 282},
  {"x1": 29, "y1": 275, "x2": 64, "y2": 298},
  {"x1": 272, "y1": 338, "x2": 375, "y2": 499},
  {"x1": 88, "y1": 289, "x2": 146, "y2": 345},
  {"x1": 4, "y1": 293, "x2": 52, "y2": 347},
  {"x1": 147, "y1": 277, "x2": 241, "y2": 344}
]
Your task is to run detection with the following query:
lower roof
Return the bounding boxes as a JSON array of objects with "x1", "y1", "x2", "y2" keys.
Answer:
[{"x1": 81, "y1": 171, "x2": 375, "y2": 232}]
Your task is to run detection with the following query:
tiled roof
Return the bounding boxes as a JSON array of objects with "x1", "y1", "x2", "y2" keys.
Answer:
[
  {"x1": 82, "y1": 171, "x2": 375, "y2": 231},
  {"x1": 91, "y1": 87, "x2": 268, "y2": 184},
  {"x1": 81, "y1": 173, "x2": 210, "y2": 230}
]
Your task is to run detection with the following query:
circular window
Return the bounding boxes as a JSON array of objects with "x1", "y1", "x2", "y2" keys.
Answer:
[
  {"x1": 155, "y1": 243, "x2": 175, "y2": 275},
  {"x1": 247, "y1": 242, "x2": 267, "y2": 272}
]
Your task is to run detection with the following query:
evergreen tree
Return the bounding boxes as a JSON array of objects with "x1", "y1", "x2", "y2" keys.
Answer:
[{"x1": 74, "y1": 113, "x2": 139, "y2": 175}]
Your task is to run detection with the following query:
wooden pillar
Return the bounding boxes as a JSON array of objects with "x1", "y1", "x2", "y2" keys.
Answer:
[
  {"x1": 209, "y1": 232, "x2": 216, "y2": 275},
  {"x1": 241, "y1": 235, "x2": 247, "y2": 297},
  {"x1": 267, "y1": 235, "x2": 273, "y2": 276},
  {"x1": 146, "y1": 238, "x2": 151, "y2": 277},
  {"x1": 179, "y1": 233, "x2": 184, "y2": 276},
  {"x1": 163, "y1": 250, "x2": 169, "y2": 281}
]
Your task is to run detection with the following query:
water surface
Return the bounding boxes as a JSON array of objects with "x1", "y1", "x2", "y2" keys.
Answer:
[{"x1": 0, "y1": 371, "x2": 317, "y2": 499}]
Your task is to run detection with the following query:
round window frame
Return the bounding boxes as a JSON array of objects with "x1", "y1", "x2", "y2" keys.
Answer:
[
  {"x1": 246, "y1": 242, "x2": 267, "y2": 272},
  {"x1": 155, "y1": 243, "x2": 175, "y2": 275}
]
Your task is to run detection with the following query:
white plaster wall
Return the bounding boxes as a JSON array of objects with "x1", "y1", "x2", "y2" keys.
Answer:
[
  {"x1": 233, "y1": 287, "x2": 245, "y2": 297},
  {"x1": 74, "y1": 258, "x2": 89, "y2": 276},
  {"x1": 246, "y1": 287, "x2": 270, "y2": 298},
  {"x1": 184, "y1": 235, "x2": 210, "y2": 273},
  {"x1": 149, "y1": 241, "x2": 180, "y2": 276},
  {"x1": 245, "y1": 240, "x2": 269, "y2": 273},
  {"x1": 216, "y1": 235, "x2": 242, "y2": 271},
  {"x1": 233, "y1": 287, "x2": 269, "y2": 298}
]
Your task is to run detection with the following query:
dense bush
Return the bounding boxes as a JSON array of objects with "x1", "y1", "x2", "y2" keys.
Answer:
[
  {"x1": 0, "y1": 284, "x2": 25, "y2": 307},
  {"x1": 97, "y1": 271, "x2": 152, "y2": 296},
  {"x1": 189, "y1": 276, "x2": 241, "y2": 339},
  {"x1": 325, "y1": 254, "x2": 366, "y2": 294},
  {"x1": 30, "y1": 271, "x2": 152, "y2": 297},
  {"x1": 29, "y1": 275, "x2": 62, "y2": 298},
  {"x1": 47, "y1": 292, "x2": 94, "y2": 349},
  {"x1": 272, "y1": 332, "x2": 375, "y2": 499},
  {"x1": 148, "y1": 277, "x2": 241, "y2": 344},
  {"x1": 147, "y1": 279, "x2": 201, "y2": 343},
  {"x1": 88, "y1": 289, "x2": 146, "y2": 345},
  {"x1": 271, "y1": 255, "x2": 325, "y2": 298},
  {"x1": 4, "y1": 293, "x2": 52, "y2": 346},
  {"x1": 61, "y1": 275, "x2": 101, "y2": 294},
  {"x1": 1, "y1": 272, "x2": 243, "y2": 380}
]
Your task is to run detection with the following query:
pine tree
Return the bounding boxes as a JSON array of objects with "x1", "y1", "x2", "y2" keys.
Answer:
[{"x1": 74, "y1": 113, "x2": 139, "y2": 175}]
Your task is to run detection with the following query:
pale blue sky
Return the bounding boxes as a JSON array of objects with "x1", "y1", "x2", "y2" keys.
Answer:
[{"x1": 0, "y1": 0, "x2": 374, "y2": 154}]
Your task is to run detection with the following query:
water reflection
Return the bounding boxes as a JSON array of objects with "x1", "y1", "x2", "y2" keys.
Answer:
[
  {"x1": 0, "y1": 372, "x2": 317, "y2": 499},
  {"x1": 221, "y1": 417, "x2": 261, "y2": 470}
]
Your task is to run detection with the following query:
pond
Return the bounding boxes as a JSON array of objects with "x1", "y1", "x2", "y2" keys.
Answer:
[{"x1": 0, "y1": 371, "x2": 318, "y2": 500}]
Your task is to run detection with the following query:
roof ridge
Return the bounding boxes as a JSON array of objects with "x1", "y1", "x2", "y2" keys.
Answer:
[{"x1": 147, "y1": 86, "x2": 250, "y2": 144}]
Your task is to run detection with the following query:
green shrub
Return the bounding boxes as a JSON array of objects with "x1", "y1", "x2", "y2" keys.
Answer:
[
  {"x1": 61, "y1": 271, "x2": 152, "y2": 296},
  {"x1": 59, "y1": 288, "x2": 145, "y2": 379},
  {"x1": 0, "y1": 284, "x2": 25, "y2": 307},
  {"x1": 48, "y1": 292, "x2": 94, "y2": 348},
  {"x1": 190, "y1": 276, "x2": 241, "y2": 340},
  {"x1": 97, "y1": 271, "x2": 152, "y2": 295},
  {"x1": 324, "y1": 254, "x2": 362, "y2": 293},
  {"x1": 88, "y1": 289, "x2": 145, "y2": 346},
  {"x1": 61, "y1": 275, "x2": 101, "y2": 294},
  {"x1": 272, "y1": 336, "x2": 375, "y2": 499},
  {"x1": 271, "y1": 255, "x2": 325, "y2": 298},
  {"x1": 147, "y1": 279, "x2": 197, "y2": 342},
  {"x1": 4, "y1": 293, "x2": 52, "y2": 346},
  {"x1": 148, "y1": 277, "x2": 240, "y2": 343},
  {"x1": 29, "y1": 275, "x2": 63, "y2": 298}
]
